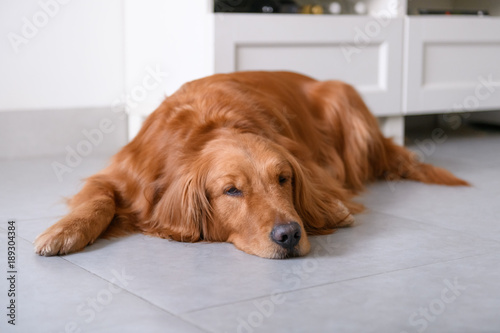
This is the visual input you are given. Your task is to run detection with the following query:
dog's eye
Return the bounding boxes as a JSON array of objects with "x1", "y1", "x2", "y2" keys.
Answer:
[
  {"x1": 224, "y1": 186, "x2": 242, "y2": 197},
  {"x1": 279, "y1": 175, "x2": 289, "y2": 185}
]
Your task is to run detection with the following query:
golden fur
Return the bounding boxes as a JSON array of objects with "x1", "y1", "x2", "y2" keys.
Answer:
[{"x1": 35, "y1": 71, "x2": 468, "y2": 259}]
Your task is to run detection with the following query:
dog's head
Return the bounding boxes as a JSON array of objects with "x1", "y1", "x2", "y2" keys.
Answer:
[{"x1": 154, "y1": 131, "x2": 354, "y2": 259}]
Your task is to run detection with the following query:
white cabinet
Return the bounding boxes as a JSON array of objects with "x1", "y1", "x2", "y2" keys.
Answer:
[
  {"x1": 404, "y1": 16, "x2": 500, "y2": 114},
  {"x1": 124, "y1": 0, "x2": 500, "y2": 143},
  {"x1": 214, "y1": 14, "x2": 404, "y2": 117}
]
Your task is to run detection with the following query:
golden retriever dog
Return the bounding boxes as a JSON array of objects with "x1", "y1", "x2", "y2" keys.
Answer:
[{"x1": 34, "y1": 71, "x2": 468, "y2": 259}]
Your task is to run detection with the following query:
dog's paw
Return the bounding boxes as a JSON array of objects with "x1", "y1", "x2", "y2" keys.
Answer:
[
  {"x1": 338, "y1": 213, "x2": 355, "y2": 227},
  {"x1": 34, "y1": 225, "x2": 88, "y2": 256}
]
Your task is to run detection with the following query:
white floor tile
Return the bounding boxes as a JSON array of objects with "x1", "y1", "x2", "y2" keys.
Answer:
[
  {"x1": 0, "y1": 229, "x2": 205, "y2": 333},
  {"x1": 358, "y1": 164, "x2": 500, "y2": 242},
  {"x1": 0, "y1": 157, "x2": 111, "y2": 221},
  {"x1": 182, "y1": 251, "x2": 500, "y2": 333},
  {"x1": 18, "y1": 211, "x2": 499, "y2": 315},
  {"x1": 1, "y1": 126, "x2": 499, "y2": 332}
]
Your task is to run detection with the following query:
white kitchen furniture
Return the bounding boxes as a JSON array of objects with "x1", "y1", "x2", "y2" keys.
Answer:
[
  {"x1": 404, "y1": 16, "x2": 500, "y2": 114},
  {"x1": 125, "y1": 0, "x2": 500, "y2": 144}
]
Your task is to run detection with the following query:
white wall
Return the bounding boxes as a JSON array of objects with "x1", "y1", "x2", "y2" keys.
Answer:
[
  {"x1": 122, "y1": 0, "x2": 214, "y2": 138},
  {"x1": 123, "y1": 0, "x2": 214, "y2": 116},
  {"x1": 0, "y1": 0, "x2": 124, "y2": 111},
  {"x1": 0, "y1": 0, "x2": 216, "y2": 146},
  {"x1": 0, "y1": 0, "x2": 214, "y2": 116}
]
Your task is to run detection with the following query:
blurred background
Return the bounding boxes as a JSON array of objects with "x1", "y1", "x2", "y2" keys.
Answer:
[{"x1": 1, "y1": 0, "x2": 500, "y2": 160}]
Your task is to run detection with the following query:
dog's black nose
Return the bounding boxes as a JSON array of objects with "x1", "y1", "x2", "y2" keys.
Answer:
[{"x1": 271, "y1": 222, "x2": 301, "y2": 249}]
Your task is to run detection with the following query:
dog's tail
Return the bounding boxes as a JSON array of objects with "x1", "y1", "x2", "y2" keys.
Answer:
[
  {"x1": 379, "y1": 138, "x2": 469, "y2": 186},
  {"x1": 309, "y1": 79, "x2": 469, "y2": 190}
]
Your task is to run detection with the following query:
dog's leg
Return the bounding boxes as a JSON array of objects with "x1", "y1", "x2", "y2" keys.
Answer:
[{"x1": 34, "y1": 175, "x2": 116, "y2": 256}]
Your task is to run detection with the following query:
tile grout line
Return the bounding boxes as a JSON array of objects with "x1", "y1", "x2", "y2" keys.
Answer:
[
  {"x1": 10, "y1": 233, "x2": 213, "y2": 333},
  {"x1": 360, "y1": 209, "x2": 500, "y2": 246},
  {"x1": 59, "y1": 252, "x2": 215, "y2": 333},
  {"x1": 7, "y1": 222, "x2": 500, "y2": 320},
  {"x1": 180, "y1": 249, "x2": 500, "y2": 316}
]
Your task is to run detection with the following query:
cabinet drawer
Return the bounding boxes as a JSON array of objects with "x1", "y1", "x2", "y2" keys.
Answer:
[
  {"x1": 215, "y1": 14, "x2": 404, "y2": 116},
  {"x1": 404, "y1": 17, "x2": 500, "y2": 114}
]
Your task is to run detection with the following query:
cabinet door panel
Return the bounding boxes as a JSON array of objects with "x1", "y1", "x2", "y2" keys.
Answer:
[
  {"x1": 404, "y1": 17, "x2": 500, "y2": 114},
  {"x1": 215, "y1": 14, "x2": 404, "y2": 116}
]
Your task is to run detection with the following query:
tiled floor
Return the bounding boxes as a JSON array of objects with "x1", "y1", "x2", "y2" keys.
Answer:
[{"x1": 1, "y1": 124, "x2": 499, "y2": 333}]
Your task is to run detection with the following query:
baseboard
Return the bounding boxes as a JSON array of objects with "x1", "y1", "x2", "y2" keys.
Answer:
[{"x1": 0, "y1": 107, "x2": 128, "y2": 159}]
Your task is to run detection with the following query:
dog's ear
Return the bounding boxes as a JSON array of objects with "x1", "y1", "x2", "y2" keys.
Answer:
[
  {"x1": 150, "y1": 169, "x2": 212, "y2": 242},
  {"x1": 284, "y1": 150, "x2": 357, "y2": 235}
]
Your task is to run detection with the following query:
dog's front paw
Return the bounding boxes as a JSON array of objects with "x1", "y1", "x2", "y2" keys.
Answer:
[{"x1": 34, "y1": 223, "x2": 89, "y2": 256}]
